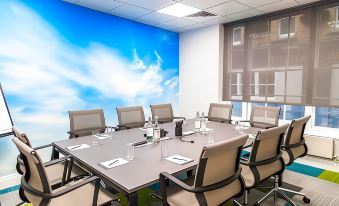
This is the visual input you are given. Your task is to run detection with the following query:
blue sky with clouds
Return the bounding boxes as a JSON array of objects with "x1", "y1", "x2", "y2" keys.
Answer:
[{"x1": 0, "y1": 0, "x2": 179, "y2": 176}]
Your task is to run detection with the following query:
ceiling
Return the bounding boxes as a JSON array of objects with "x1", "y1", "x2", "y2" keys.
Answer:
[{"x1": 63, "y1": 0, "x2": 320, "y2": 33}]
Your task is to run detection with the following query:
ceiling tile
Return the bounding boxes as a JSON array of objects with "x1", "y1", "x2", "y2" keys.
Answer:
[
  {"x1": 181, "y1": 0, "x2": 231, "y2": 10},
  {"x1": 206, "y1": 1, "x2": 250, "y2": 16},
  {"x1": 227, "y1": 8, "x2": 263, "y2": 20},
  {"x1": 236, "y1": 0, "x2": 282, "y2": 8},
  {"x1": 126, "y1": 0, "x2": 175, "y2": 11},
  {"x1": 109, "y1": 4, "x2": 152, "y2": 19},
  {"x1": 180, "y1": 22, "x2": 208, "y2": 31},
  {"x1": 202, "y1": 16, "x2": 233, "y2": 25},
  {"x1": 183, "y1": 15, "x2": 220, "y2": 23},
  {"x1": 137, "y1": 12, "x2": 175, "y2": 25},
  {"x1": 73, "y1": 0, "x2": 123, "y2": 12},
  {"x1": 256, "y1": 0, "x2": 300, "y2": 13},
  {"x1": 159, "y1": 18, "x2": 196, "y2": 29}
]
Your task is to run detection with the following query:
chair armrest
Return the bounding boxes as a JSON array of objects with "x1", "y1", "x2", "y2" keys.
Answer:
[
  {"x1": 173, "y1": 117, "x2": 186, "y2": 120},
  {"x1": 21, "y1": 175, "x2": 100, "y2": 199},
  {"x1": 235, "y1": 120, "x2": 250, "y2": 124},
  {"x1": 44, "y1": 155, "x2": 72, "y2": 167},
  {"x1": 34, "y1": 143, "x2": 54, "y2": 151},
  {"x1": 281, "y1": 139, "x2": 305, "y2": 149}
]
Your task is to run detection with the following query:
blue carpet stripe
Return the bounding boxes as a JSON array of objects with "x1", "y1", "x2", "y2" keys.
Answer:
[
  {"x1": 0, "y1": 185, "x2": 20, "y2": 195},
  {"x1": 286, "y1": 162, "x2": 324, "y2": 177}
]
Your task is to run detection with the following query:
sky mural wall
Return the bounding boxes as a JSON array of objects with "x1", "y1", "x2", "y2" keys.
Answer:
[{"x1": 0, "y1": 0, "x2": 179, "y2": 176}]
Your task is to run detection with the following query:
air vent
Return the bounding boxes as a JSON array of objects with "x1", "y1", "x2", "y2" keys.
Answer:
[{"x1": 185, "y1": 11, "x2": 216, "y2": 17}]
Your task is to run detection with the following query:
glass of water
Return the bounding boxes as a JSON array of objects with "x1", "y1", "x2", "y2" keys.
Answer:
[
  {"x1": 92, "y1": 130, "x2": 100, "y2": 146},
  {"x1": 126, "y1": 143, "x2": 135, "y2": 161},
  {"x1": 161, "y1": 139, "x2": 169, "y2": 158},
  {"x1": 208, "y1": 131, "x2": 215, "y2": 144}
]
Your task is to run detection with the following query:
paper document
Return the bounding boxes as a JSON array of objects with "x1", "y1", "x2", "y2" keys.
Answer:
[
  {"x1": 165, "y1": 155, "x2": 193, "y2": 165},
  {"x1": 183, "y1": 131, "x2": 194, "y2": 135},
  {"x1": 99, "y1": 158, "x2": 129, "y2": 169},
  {"x1": 66, "y1": 144, "x2": 90, "y2": 151},
  {"x1": 94, "y1": 133, "x2": 111, "y2": 139}
]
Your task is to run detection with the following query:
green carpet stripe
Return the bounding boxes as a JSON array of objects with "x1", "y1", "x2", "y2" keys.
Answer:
[{"x1": 318, "y1": 170, "x2": 339, "y2": 184}]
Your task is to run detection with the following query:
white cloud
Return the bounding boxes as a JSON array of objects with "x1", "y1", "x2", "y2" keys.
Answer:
[{"x1": 0, "y1": 1, "x2": 174, "y2": 131}]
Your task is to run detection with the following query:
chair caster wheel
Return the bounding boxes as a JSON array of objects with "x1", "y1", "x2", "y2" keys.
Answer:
[{"x1": 303, "y1": 196, "x2": 311, "y2": 204}]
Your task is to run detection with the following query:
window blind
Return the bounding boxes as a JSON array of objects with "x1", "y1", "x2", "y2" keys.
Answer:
[{"x1": 223, "y1": 1, "x2": 339, "y2": 107}]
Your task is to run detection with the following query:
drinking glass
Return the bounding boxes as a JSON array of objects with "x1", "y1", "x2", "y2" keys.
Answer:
[
  {"x1": 238, "y1": 122, "x2": 245, "y2": 134},
  {"x1": 208, "y1": 131, "x2": 215, "y2": 144},
  {"x1": 126, "y1": 143, "x2": 135, "y2": 161},
  {"x1": 161, "y1": 139, "x2": 169, "y2": 158},
  {"x1": 92, "y1": 130, "x2": 99, "y2": 146}
]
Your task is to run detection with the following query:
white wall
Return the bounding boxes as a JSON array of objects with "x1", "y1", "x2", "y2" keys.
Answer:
[{"x1": 179, "y1": 25, "x2": 224, "y2": 118}]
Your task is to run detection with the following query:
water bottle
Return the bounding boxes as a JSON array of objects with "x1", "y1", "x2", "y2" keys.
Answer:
[
  {"x1": 200, "y1": 112, "x2": 206, "y2": 134},
  {"x1": 194, "y1": 111, "x2": 201, "y2": 132},
  {"x1": 146, "y1": 117, "x2": 154, "y2": 142},
  {"x1": 153, "y1": 116, "x2": 160, "y2": 143}
]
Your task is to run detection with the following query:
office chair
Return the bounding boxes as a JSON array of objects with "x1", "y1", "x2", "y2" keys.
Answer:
[
  {"x1": 278, "y1": 115, "x2": 312, "y2": 205},
  {"x1": 240, "y1": 124, "x2": 290, "y2": 205},
  {"x1": 116, "y1": 106, "x2": 145, "y2": 130},
  {"x1": 150, "y1": 103, "x2": 185, "y2": 123},
  {"x1": 159, "y1": 134, "x2": 248, "y2": 206},
  {"x1": 208, "y1": 103, "x2": 233, "y2": 123},
  {"x1": 12, "y1": 137, "x2": 118, "y2": 206},
  {"x1": 12, "y1": 126, "x2": 88, "y2": 203},
  {"x1": 237, "y1": 106, "x2": 281, "y2": 129},
  {"x1": 68, "y1": 109, "x2": 116, "y2": 139}
]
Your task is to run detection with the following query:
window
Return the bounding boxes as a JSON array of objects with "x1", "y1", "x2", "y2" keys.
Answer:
[
  {"x1": 233, "y1": 27, "x2": 242, "y2": 46},
  {"x1": 285, "y1": 105, "x2": 305, "y2": 120},
  {"x1": 315, "y1": 107, "x2": 339, "y2": 128},
  {"x1": 279, "y1": 17, "x2": 295, "y2": 39},
  {"x1": 231, "y1": 101, "x2": 242, "y2": 117},
  {"x1": 336, "y1": 7, "x2": 339, "y2": 29}
]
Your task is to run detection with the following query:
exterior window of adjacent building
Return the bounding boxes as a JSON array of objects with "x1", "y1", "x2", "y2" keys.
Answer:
[
  {"x1": 315, "y1": 107, "x2": 339, "y2": 128},
  {"x1": 279, "y1": 17, "x2": 295, "y2": 38},
  {"x1": 233, "y1": 27, "x2": 242, "y2": 46},
  {"x1": 231, "y1": 101, "x2": 243, "y2": 117}
]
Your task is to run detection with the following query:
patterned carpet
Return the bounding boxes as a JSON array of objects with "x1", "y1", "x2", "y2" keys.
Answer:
[{"x1": 1, "y1": 159, "x2": 339, "y2": 206}]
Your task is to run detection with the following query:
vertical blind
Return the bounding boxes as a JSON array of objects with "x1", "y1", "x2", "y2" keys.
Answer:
[{"x1": 223, "y1": 2, "x2": 339, "y2": 107}]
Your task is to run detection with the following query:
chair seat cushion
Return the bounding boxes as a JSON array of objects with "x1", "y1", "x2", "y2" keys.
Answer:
[
  {"x1": 166, "y1": 176, "x2": 199, "y2": 206},
  {"x1": 50, "y1": 178, "x2": 117, "y2": 206},
  {"x1": 240, "y1": 165, "x2": 255, "y2": 188},
  {"x1": 46, "y1": 163, "x2": 86, "y2": 186},
  {"x1": 282, "y1": 145, "x2": 306, "y2": 165}
]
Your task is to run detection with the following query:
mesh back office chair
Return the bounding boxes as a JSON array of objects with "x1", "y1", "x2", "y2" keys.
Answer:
[
  {"x1": 208, "y1": 103, "x2": 233, "y2": 123},
  {"x1": 68, "y1": 109, "x2": 115, "y2": 139},
  {"x1": 12, "y1": 126, "x2": 87, "y2": 203},
  {"x1": 237, "y1": 106, "x2": 281, "y2": 129},
  {"x1": 159, "y1": 134, "x2": 248, "y2": 206},
  {"x1": 150, "y1": 103, "x2": 185, "y2": 123},
  {"x1": 116, "y1": 106, "x2": 145, "y2": 129},
  {"x1": 240, "y1": 124, "x2": 289, "y2": 205},
  {"x1": 12, "y1": 137, "x2": 118, "y2": 206},
  {"x1": 278, "y1": 115, "x2": 312, "y2": 205}
]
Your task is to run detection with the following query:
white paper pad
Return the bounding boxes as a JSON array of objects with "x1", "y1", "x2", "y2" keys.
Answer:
[
  {"x1": 183, "y1": 131, "x2": 194, "y2": 135},
  {"x1": 94, "y1": 134, "x2": 111, "y2": 140},
  {"x1": 66, "y1": 144, "x2": 90, "y2": 151},
  {"x1": 248, "y1": 134, "x2": 256, "y2": 139},
  {"x1": 205, "y1": 128, "x2": 213, "y2": 132},
  {"x1": 161, "y1": 136, "x2": 172, "y2": 141},
  {"x1": 99, "y1": 158, "x2": 129, "y2": 169},
  {"x1": 165, "y1": 155, "x2": 193, "y2": 165}
]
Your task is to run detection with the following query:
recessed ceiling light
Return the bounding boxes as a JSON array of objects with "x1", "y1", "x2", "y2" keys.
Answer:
[{"x1": 157, "y1": 3, "x2": 201, "y2": 17}]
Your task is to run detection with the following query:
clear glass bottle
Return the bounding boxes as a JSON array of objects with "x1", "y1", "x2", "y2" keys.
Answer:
[
  {"x1": 146, "y1": 117, "x2": 154, "y2": 142},
  {"x1": 194, "y1": 111, "x2": 201, "y2": 132},
  {"x1": 200, "y1": 112, "x2": 206, "y2": 134},
  {"x1": 153, "y1": 116, "x2": 160, "y2": 143}
]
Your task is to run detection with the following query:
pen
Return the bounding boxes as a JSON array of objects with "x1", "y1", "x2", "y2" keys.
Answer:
[
  {"x1": 70, "y1": 145, "x2": 82, "y2": 150},
  {"x1": 173, "y1": 157, "x2": 187, "y2": 161},
  {"x1": 108, "y1": 159, "x2": 119, "y2": 167}
]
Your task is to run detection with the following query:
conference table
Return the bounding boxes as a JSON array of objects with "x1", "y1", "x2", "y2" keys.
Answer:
[{"x1": 53, "y1": 120, "x2": 260, "y2": 206}]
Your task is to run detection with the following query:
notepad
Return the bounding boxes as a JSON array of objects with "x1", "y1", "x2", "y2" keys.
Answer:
[
  {"x1": 248, "y1": 134, "x2": 256, "y2": 139},
  {"x1": 205, "y1": 128, "x2": 213, "y2": 132},
  {"x1": 66, "y1": 144, "x2": 90, "y2": 151},
  {"x1": 99, "y1": 158, "x2": 129, "y2": 169},
  {"x1": 94, "y1": 133, "x2": 111, "y2": 140},
  {"x1": 165, "y1": 155, "x2": 193, "y2": 165}
]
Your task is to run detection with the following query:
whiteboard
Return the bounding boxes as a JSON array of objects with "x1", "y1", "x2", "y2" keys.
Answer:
[{"x1": 0, "y1": 84, "x2": 13, "y2": 137}]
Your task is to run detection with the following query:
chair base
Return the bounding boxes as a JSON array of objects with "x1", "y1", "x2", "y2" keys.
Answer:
[{"x1": 255, "y1": 176, "x2": 310, "y2": 206}]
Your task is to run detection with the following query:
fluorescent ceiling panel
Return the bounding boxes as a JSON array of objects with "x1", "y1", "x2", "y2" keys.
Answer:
[{"x1": 157, "y1": 3, "x2": 201, "y2": 17}]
